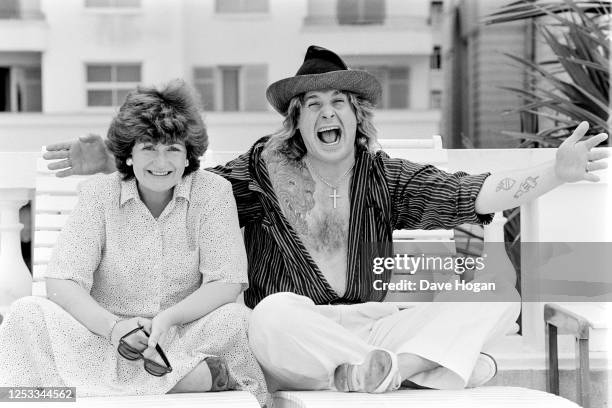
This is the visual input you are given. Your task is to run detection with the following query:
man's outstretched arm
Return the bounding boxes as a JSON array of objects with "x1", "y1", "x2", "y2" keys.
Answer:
[
  {"x1": 43, "y1": 134, "x2": 116, "y2": 177},
  {"x1": 474, "y1": 122, "x2": 609, "y2": 214}
]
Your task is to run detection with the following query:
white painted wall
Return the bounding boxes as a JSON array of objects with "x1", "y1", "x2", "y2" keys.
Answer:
[
  {"x1": 0, "y1": 109, "x2": 441, "y2": 153},
  {"x1": 2, "y1": 0, "x2": 442, "y2": 150},
  {"x1": 0, "y1": 19, "x2": 47, "y2": 51},
  {"x1": 41, "y1": 0, "x2": 184, "y2": 112}
]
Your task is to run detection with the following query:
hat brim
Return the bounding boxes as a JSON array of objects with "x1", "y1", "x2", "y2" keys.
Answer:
[{"x1": 266, "y1": 70, "x2": 382, "y2": 115}]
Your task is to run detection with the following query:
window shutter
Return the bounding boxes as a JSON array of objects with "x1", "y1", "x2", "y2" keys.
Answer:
[
  {"x1": 388, "y1": 67, "x2": 409, "y2": 109},
  {"x1": 0, "y1": 0, "x2": 19, "y2": 18},
  {"x1": 21, "y1": 66, "x2": 42, "y2": 112},
  {"x1": 246, "y1": 0, "x2": 268, "y2": 12},
  {"x1": 87, "y1": 65, "x2": 112, "y2": 82},
  {"x1": 221, "y1": 67, "x2": 240, "y2": 111},
  {"x1": 243, "y1": 64, "x2": 268, "y2": 111},
  {"x1": 116, "y1": 64, "x2": 141, "y2": 82},
  {"x1": 363, "y1": 0, "x2": 385, "y2": 24},
  {"x1": 216, "y1": 0, "x2": 241, "y2": 13},
  {"x1": 337, "y1": 0, "x2": 384, "y2": 24},
  {"x1": 337, "y1": 0, "x2": 358, "y2": 24},
  {"x1": 194, "y1": 67, "x2": 216, "y2": 111}
]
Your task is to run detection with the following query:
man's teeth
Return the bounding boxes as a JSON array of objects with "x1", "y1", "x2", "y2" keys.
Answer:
[
  {"x1": 149, "y1": 170, "x2": 171, "y2": 176},
  {"x1": 317, "y1": 126, "x2": 340, "y2": 144}
]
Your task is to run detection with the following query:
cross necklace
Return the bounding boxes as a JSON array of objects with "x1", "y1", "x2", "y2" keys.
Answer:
[{"x1": 304, "y1": 158, "x2": 354, "y2": 209}]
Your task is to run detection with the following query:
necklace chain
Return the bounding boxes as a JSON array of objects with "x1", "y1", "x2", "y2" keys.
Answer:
[{"x1": 304, "y1": 158, "x2": 354, "y2": 188}]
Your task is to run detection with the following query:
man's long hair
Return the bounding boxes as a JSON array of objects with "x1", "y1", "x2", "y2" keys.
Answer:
[{"x1": 264, "y1": 91, "x2": 380, "y2": 161}]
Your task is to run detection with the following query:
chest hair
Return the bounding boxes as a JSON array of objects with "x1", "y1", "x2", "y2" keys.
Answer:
[{"x1": 262, "y1": 148, "x2": 350, "y2": 255}]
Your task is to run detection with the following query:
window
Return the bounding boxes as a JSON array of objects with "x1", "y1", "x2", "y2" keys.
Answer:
[
  {"x1": 430, "y1": 90, "x2": 442, "y2": 109},
  {"x1": 215, "y1": 0, "x2": 268, "y2": 13},
  {"x1": 0, "y1": 0, "x2": 19, "y2": 18},
  {"x1": 337, "y1": 0, "x2": 385, "y2": 25},
  {"x1": 221, "y1": 67, "x2": 240, "y2": 111},
  {"x1": 86, "y1": 63, "x2": 141, "y2": 107},
  {"x1": 85, "y1": 0, "x2": 140, "y2": 7},
  {"x1": 0, "y1": 65, "x2": 42, "y2": 112},
  {"x1": 430, "y1": 46, "x2": 442, "y2": 70},
  {"x1": 355, "y1": 65, "x2": 409, "y2": 109},
  {"x1": 193, "y1": 65, "x2": 268, "y2": 112},
  {"x1": 429, "y1": 0, "x2": 443, "y2": 26},
  {"x1": 0, "y1": 0, "x2": 43, "y2": 19}
]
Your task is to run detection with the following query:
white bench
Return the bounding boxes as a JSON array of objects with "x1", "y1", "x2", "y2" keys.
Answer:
[
  {"x1": 36, "y1": 139, "x2": 576, "y2": 407},
  {"x1": 274, "y1": 387, "x2": 580, "y2": 408}
]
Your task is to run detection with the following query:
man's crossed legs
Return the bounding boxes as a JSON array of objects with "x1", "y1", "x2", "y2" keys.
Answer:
[{"x1": 248, "y1": 291, "x2": 520, "y2": 393}]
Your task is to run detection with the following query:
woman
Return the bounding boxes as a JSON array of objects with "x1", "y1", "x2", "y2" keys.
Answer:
[{"x1": 0, "y1": 80, "x2": 270, "y2": 407}]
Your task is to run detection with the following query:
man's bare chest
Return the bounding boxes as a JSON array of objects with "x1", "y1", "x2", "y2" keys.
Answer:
[{"x1": 265, "y1": 156, "x2": 350, "y2": 249}]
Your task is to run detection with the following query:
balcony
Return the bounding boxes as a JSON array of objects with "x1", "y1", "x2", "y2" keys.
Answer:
[
  {"x1": 0, "y1": 1, "x2": 47, "y2": 51},
  {"x1": 302, "y1": 0, "x2": 432, "y2": 55}
]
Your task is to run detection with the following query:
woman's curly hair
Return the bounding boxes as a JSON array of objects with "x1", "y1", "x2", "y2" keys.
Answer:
[{"x1": 106, "y1": 79, "x2": 208, "y2": 180}]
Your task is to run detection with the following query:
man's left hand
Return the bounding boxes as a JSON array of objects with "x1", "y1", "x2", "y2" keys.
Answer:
[{"x1": 555, "y1": 121, "x2": 609, "y2": 183}]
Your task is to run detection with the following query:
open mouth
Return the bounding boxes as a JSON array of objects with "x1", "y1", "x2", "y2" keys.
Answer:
[
  {"x1": 147, "y1": 170, "x2": 172, "y2": 177},
  {"x1": 317, "y1": 126, "x2": 341, "y2": 145}
]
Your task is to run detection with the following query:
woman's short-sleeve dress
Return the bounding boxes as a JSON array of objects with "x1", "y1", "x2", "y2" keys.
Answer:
[{"x1": 0, "y1": 171, "x2": 270, "y2": 407}]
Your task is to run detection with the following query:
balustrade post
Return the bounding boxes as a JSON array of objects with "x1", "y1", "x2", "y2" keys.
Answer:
[{"x1": 0, "y1": 189, "x2": 33, "y2": 316}]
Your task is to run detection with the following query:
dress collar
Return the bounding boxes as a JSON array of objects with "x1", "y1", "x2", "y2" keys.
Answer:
[{"x1": 119, "y1": 172, "x2": 193, "y2": 206}]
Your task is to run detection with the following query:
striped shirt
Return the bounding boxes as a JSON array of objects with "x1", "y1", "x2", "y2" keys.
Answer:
[{"x1": 209, "y1": 137, "x2": 493, "y2": 308}]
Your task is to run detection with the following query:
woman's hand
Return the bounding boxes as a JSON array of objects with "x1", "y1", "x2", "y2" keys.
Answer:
[
  {"x1": 110, "y1": 316, "x2": 152, "y2": 350},
  {"x1": 147, "y1": 310, "x2": 178, "y2": 351}
]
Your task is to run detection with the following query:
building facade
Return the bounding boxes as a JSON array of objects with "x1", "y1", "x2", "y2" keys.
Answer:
[{"x1": 0, "y1": 0, "x2": 445, "y2": 152}]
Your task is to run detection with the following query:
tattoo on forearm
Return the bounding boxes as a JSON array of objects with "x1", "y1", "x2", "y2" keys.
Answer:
[
  {"x1": 496, "y1": 178, "x2": 516, "y2": 192},
  {"x1": 513, "y1": 176, "x2": 539, "y2": 199}
]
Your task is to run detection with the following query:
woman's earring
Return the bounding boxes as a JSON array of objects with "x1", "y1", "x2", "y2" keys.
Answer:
[
  {"x1": 185, "y1": 159, "x2": 189, "y2": 167},
  {"x1": 126, "y1": 158, "x2": 133, "y2": 166}
]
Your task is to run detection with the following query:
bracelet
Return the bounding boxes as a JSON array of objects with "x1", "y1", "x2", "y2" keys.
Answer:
[{"x1": 107, "y1": 316, "x2": 122, "y2": 342}]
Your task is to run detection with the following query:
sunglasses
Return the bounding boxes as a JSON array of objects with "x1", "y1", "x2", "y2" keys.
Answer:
[{"x1": 117, "y1": 326, "x2": 173, "y2": 377}]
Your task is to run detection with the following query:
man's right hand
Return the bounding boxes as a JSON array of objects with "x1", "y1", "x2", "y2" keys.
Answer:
[{"x1": 43, "y1": 134, "x2": 115, "y2": 177}]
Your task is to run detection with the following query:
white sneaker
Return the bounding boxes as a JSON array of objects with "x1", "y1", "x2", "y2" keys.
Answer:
[
  {"x1": 466, "y1": 352, "x2": 497, "y2": 388},
  {"x1": 334, "y1": 349, "x2": 401, "y2": 393}
]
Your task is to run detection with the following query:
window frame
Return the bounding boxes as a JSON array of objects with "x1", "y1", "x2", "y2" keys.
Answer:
[
  {"x1": 215, "y1": 0, "x2": 269, "y2": 14},
  {"x1": 430, "y1": 90, "x2": 442, "y2": 109},
  {"x1": 429, "y1": 0, "x2": 444, "y2": 26},
  {"x1": 84, "y1": 0, "x2": 141, "y2": 8},
  {"x1": 353, "y1": 64, "x2": 410, "y2": 110},
  {"x1": 192, "y1": 64, "x2": 268, "y2": 112},
  {"x1": 430, "y1": 46, "x2": 442, "y2": 70},
  {"x1": 336, "y1": 0, "x2": 386, "y2": 25},
  {"x1": 84, "y1": 62, "x2": 141, "y2": 110}
]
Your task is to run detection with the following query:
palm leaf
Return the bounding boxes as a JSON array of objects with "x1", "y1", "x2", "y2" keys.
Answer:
[{"x1": 484, "y1": 0, "x2": 611, "y2": 25}]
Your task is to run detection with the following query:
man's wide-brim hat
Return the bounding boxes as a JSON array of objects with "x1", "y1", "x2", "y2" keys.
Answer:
[{"x1": 266, "y1": 45, "x2": 382, "y2": 115}]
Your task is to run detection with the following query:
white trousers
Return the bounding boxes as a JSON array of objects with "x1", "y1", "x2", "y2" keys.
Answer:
[{"x1": 248, "y1": 291, "x2": 520, "y2": 392}]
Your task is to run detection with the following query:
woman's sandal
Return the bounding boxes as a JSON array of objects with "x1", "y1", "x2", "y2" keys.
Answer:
[{"x1": 205, "y1": 356, "x2": 238, "y2": 391}]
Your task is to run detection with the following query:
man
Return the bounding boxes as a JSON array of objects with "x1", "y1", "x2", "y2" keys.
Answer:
[{"x1": 45, "y1": 46, "x2": 608, "y2": 394}]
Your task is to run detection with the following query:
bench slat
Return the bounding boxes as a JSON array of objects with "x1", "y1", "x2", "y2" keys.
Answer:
[
  {"x1": 34, "y1": 230, "x2": 61, "y2": 247},
  {"x1": 36, "y1": 195, "x2": 79, "y2": 213},
  {"x1": 36, "y1": 175, "x2": 86, "y2": 195},
  {"x1": 35, "y1": 213, "x2": 71, "y2": 230}
]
